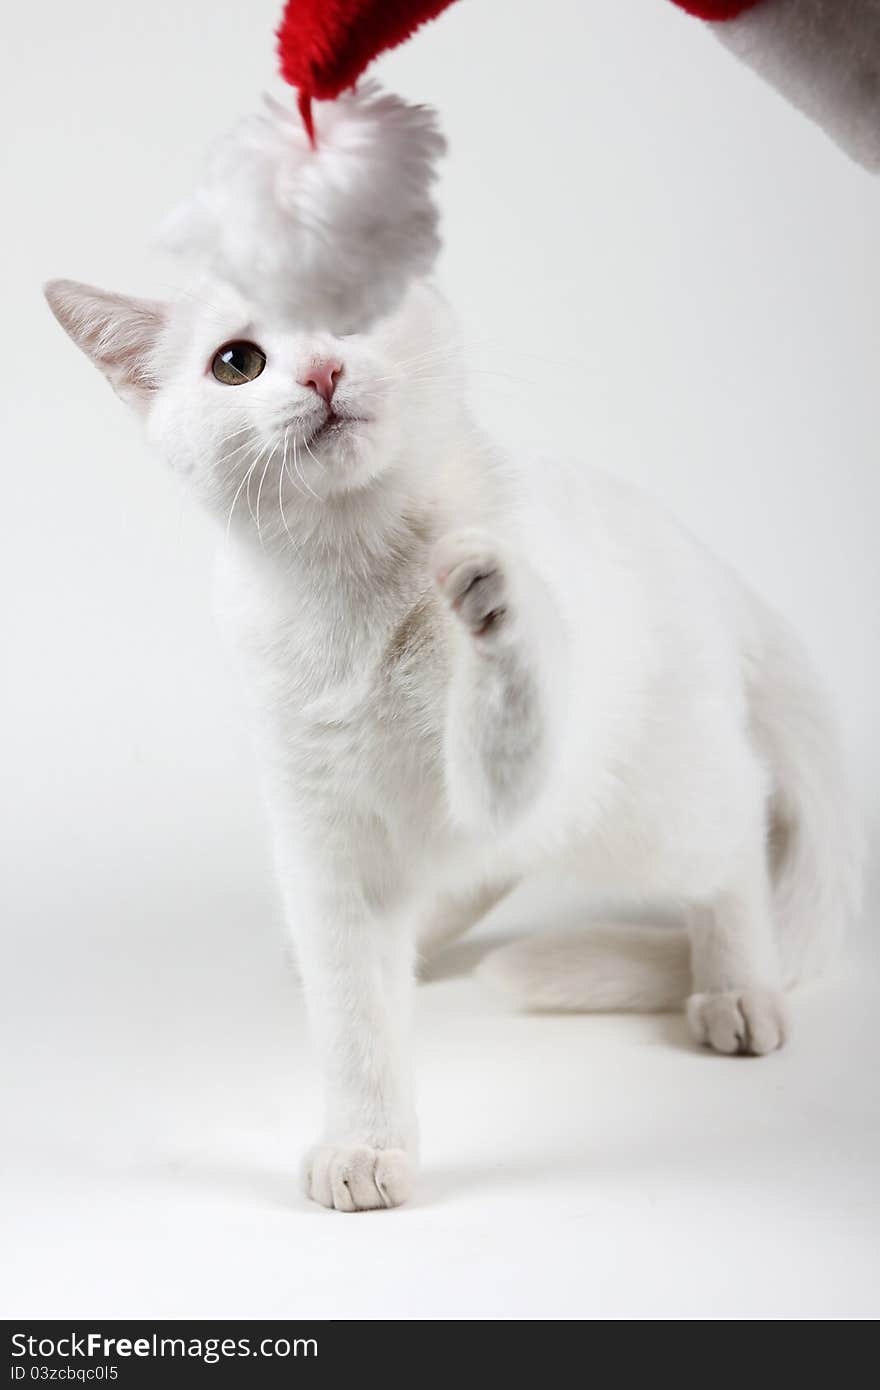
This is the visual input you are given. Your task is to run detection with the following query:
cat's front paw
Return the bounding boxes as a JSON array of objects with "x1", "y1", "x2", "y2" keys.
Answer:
[
  {"x1": 686, "y1": 988, "x2": 788, "y2": 1056},
  {"x1": 303, "y1": 1144, "x2": 415, "y2": 1212},
  {"x1": 431, "y1": 529, "x2": 508, "y2": 639}
]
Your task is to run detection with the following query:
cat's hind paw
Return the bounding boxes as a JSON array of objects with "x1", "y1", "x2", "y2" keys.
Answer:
[
  {"x1": 303, "y1": 1144, "x2": 415, "y2": 1212},
  {"x1": 686, "y1": 988, "x2": 788, "y2": 1056}
]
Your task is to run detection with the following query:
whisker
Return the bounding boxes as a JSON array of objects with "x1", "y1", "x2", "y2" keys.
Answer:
[
  {"x1": 225, "y1": 441, "x2": 262, "y2": 536},
  {"x1": 382, "y1": 343, "x2": 459, "y2": 373},
  {"x1": 219, "y1": 436, "x2": 260, "y2": 472},
  {"x1": 152, "y1": 284, "x2": 229, "y2": 318},
  {"x1": 255, "y1": 441, "x2": 279, "y2": 541},
  {"x1": 282, "y1": 428, "x2": 306, "y2": 500},
  {"x1": 244, "y1": 440, "x2": 271, "y2": 523},
  {"x1": 294, "y1": 433, "x2": 322, "y2": 502},
  {"x1": 278, "y1": 426, "x2": 300, "y2": 549},
  {"x1": 214, "y1": 423, "x2": 254, "y2": 448}
]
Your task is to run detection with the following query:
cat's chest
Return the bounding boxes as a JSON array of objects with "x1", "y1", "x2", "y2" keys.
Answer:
[
  {"x1": 218, "y1": 539, "x2": 450, "y2": 802},
  {"x1": 283, "y1": 656, "x2": 447, "y2": 849},
  {"x1": 294, "y1": 596, "x2": 445, "y2": 755},
  {"x1": 245, "y1": 578, "x2": 447, "y2": 790}
]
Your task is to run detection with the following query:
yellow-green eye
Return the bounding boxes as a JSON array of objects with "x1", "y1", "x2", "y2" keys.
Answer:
[{"x1": 211, "y1": 341, "x2": 266, "y2": 385}]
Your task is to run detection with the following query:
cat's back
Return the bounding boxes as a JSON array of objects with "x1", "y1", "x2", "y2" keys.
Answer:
[{"x1": 501, "y1": 450, "x2": 760, "y2": 693}]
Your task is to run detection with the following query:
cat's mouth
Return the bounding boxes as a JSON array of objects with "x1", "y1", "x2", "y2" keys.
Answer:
[{"x1": 303, "y1": 411, "x2": 371, "y2": 448}]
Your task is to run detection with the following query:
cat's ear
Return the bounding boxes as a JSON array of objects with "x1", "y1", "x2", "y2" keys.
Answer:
[{"x1": 44, "y1": 279, "x2": 167, "y2": 411}]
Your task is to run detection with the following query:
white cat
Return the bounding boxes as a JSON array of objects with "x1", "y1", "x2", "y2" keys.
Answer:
[{"x1": 45, "y1": 274, "x2": 861, "y2": 1211}]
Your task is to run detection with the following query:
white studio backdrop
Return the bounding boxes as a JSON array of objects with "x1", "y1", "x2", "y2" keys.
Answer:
[
  {"x1": 1, "y1": 0, "x2": 878, "y2": 1320},
  {"x1": 3, "y1": 2, "x2": 878, "y2": 889}
]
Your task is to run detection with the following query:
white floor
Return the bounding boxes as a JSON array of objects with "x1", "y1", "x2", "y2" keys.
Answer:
[{"x1": 3, "y1": 840, "x2": 878, "y2": 1321}]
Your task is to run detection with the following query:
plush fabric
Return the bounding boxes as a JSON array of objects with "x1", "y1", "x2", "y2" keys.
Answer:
[
  {"x1": 277, "y1": 0, "x2": 460, "y2": 140},
  {"x1": 668, "y1": 1, "x2": 759, "y2": 16}
]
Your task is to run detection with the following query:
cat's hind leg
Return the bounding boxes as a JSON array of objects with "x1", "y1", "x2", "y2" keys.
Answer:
[
  {"x1": 478, "y1": 830, "x2": 788, "y2": 1055},
  {"x1": 416, "y1": 879, "x2": 515, "y2": 961},
  {"x1": 686, "y1": 837, "x2": 788, "y2": 1056}
]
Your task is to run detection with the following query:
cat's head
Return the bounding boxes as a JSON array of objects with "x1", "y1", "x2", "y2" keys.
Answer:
[{"x1": 45, "y1": 275, "x2": 461, "y2": 535}]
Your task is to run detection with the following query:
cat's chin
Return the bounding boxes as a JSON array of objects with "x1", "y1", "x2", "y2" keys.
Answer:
[{"x1": 301, "y1": 418, "x2": 393, "y2": 497}]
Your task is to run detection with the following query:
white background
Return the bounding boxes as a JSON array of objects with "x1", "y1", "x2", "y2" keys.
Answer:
[{"x1": 2, "y1": 0, "x2": 879, "y2": 1319}]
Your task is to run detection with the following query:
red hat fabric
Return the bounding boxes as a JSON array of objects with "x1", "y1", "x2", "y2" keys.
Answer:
[
  {"x1": 665, "y1": 1, "x2": 761, "y2": 16},
  {"x1": 278, "y1": 1, "x2": 460, "y2": 139}
]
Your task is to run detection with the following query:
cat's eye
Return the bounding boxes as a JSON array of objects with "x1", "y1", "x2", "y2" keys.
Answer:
[{"x1": 211, "y1": 340, "x2": 266, "y2": 385}]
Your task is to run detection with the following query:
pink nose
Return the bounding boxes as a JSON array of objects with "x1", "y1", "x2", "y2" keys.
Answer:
[{"x1": 298, "y1": 358, "x2": 343, "y2": 403}]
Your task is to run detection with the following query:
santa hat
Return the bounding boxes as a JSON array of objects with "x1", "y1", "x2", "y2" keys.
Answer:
[
  {"x1": 275, "y1": 0, "x2": 880, "y2": 171},
  {"x1": 161, "y1": 0, "x2": 880, "y2": 337}
]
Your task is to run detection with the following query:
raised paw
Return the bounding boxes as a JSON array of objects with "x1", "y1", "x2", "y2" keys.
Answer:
[
  {"x1": 430, "y1": 529, "x2": 508, "y2": 638},
  {"x1": 686, "y1": 988, "x2": 788, "y2": 1056},
  {"x1": 303, "y1": 1144, "x2": 415, "y2": 1212}
]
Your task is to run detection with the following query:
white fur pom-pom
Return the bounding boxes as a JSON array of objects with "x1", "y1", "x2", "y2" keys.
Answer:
[{"x1": 160, "y1": 84, "x2": 446, "y2": 332}]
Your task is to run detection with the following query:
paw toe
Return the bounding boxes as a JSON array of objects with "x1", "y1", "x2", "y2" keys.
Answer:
[
  {"x1": 430, "y1": 531, "x2": 508, "y2": 635},
  {"x1": 455, "y1": 570, "x2": 506, "y2": 634},
  {"x1": 687, "y1": 989, "x2": 787, "y2": 1057},
  {"x1": 304, "y1": 1145, "x2": 414, "y2": 1212}
]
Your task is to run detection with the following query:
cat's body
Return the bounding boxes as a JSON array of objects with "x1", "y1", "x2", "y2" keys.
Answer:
[{"x1": 46, "y1": 275, "x2": 861, "y2": 1211}]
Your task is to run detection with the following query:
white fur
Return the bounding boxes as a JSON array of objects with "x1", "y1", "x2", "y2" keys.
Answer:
[
  {"x1": 714, "y1": 0, "x2": 880, "y2": 171},
  {"x1": 45, "y1": 272, "x2": 862, "y2": 1211},
  {"x1": 160, "y1": 86, "x2": 446, "y2": 332}
]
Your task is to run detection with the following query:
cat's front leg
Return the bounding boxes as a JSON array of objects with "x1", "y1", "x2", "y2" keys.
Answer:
[
  {"x1": 273, "y1": 818, "x2": 418, "y2": 1211},
  {"x1": 431, "y1": 528, "x2": 561, "y2": 832}
]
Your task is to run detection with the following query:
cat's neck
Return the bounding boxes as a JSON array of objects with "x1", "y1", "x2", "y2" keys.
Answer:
[{"x1": 227, "y1": 425, "x2": 498, "y2": 593}]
